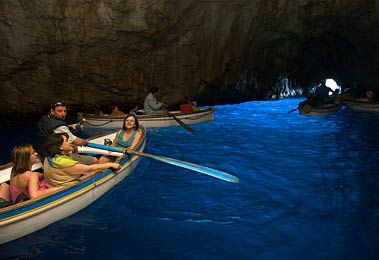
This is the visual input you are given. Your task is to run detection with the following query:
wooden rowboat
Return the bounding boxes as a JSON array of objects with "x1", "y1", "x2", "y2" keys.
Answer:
[
  {"x1": 299, "y1": 103, "x2": 341, "y2": 116},
  {"x1": 0, "y1": 127, "x2": 146, "y2": 244},
  {"x1": 343, "y1": 100, "x2": 379, "y2": 112},
  {"x1": 78, "y1": 107, "x2": 215, "y2": 130}
]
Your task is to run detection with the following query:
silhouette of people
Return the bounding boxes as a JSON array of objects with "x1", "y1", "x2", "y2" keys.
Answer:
[{"x1": 315, "y1": 79, "x2": 333, "y2": 106}]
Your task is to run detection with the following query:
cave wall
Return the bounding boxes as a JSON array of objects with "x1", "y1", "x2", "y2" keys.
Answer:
[{"x1": 1, "y1": 0, "x2": 379, "y2": 122}]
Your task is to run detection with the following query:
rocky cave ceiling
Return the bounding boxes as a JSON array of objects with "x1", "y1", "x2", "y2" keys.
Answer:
[{"x1": 0, "y1": 0, "x2": 378, "y2": 123}]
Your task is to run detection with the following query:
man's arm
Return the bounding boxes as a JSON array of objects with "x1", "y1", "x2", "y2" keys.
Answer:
[
  {"x1": 54, "y1": 126, "x2": 88, "y2": 146},
  {"x1": 146, "y1": 94, "x2": 163, "y2": 110}
]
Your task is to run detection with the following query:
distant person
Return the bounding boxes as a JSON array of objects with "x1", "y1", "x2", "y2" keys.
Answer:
[
  {"x1": 109, "y1": 105, "x2": 125, "y2": 116},
  {"x1": 0, "y1": 183, "x2": 11, "y2": 208},
  {"x1": 99, "y1": 114, "x2": 142, "y2": 163},
  {"x1": 365, "y1": 90, "x2": 374, "y2": 102},
  {"x1": 129, "y1": 104, "x2": 139, "y2": 115},
  {"x1": 36, "y1": 101, "x2": 97, "y2": 165},
  {"x1": 94, "y1": 104, "x2": 104, "y2": 115},
  {"x1": 9, "y1": 144, "x2": 62, "y2": 203},
  {"x1": 349, "y1": 80, "x2": 363, "y2": 99},
  {"x1": 315, "y1": 79, "x2": 333, "y2": 106},
  {"x1": 129, "y1": 103, "x2": 144, "y2": 115},
  {"x1": 144, "y1": 86, "x2": 167, "y2": 115},
  {"x1": 44, "y1": 133, "x2": 121, "y2": 187}
]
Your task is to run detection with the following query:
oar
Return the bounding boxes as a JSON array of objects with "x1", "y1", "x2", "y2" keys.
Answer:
[
  {"x1": 69, "y1": 118, "x2": 86, "y2": 132},
  {"x1": 86, "y1": 142, "x2": 239, "y2": 183},
  {"x1": 163, "y1": 107, "x2": 195, "y2": 134},
  {"x1": 288, "y1": 107, "x2": 299, "y2": 113}
]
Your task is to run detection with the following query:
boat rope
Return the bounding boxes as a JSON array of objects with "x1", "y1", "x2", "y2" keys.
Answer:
[{"x1": 83, "y1": 119, "x2": 114, "y2": 127}]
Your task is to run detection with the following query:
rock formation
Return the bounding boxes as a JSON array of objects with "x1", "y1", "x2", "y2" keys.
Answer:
[{"x1": 1, "y1": 0, "x2": 378, "y2": 124}]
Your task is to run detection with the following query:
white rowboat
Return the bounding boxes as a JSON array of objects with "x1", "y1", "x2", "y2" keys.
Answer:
[
  {"x1": 78, "y1": 107, "x2": 215, "y2": 130},
  {"x1": 344, "y1": 100, "x2": 379, "y2": 112},
  {"x1": 0, "y1": 128, "x2": 146, "y2": 244}
]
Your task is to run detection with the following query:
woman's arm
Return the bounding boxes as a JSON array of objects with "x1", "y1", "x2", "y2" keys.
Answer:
[
  {"x1": 28, "y1": 172, "x2": 62, "y2": 199},
  {"x1": 129, "y1": 130, "x2": 142, "y2": 150},
  {"x1": 111, "y1": 130, "x2": 121, "y2": 146},
  {"x1": 63, "y1": 162, "x2": 121, "y2": 175}
]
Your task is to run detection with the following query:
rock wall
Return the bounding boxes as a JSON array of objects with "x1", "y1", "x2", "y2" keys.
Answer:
[{"x1": 1, "y1": 0, "x2": 379, "y2": 123}]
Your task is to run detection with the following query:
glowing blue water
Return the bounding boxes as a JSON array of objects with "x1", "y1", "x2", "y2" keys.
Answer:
[{"x1": 1, "y1": 98, "x2": 379, "y2": 259}]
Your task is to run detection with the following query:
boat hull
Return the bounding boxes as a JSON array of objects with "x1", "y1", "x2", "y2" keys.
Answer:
[
  {"x1": 0, "y1": 130, "x2": 145, "y2": 244},
  {"x1": 299, "y1": 104, "x2": 341, "y2": 116},
  {"x1": 344, "y1": 101, "x2": 379, "y2": 112},
  {"x1": 79, "y1": 107, "x2": 215, "y2": 129}
]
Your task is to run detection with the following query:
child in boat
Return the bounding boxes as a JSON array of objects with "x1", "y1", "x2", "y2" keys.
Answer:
[
  {"x1": 9, "y1": 144, "x2": 62, "y2": 203},
  {"x1": 44, "y1": 133, "x2": 121, "y2": 187},
  {"x1": 99, "y1": 114, "x2": 142, "y2": 163}
]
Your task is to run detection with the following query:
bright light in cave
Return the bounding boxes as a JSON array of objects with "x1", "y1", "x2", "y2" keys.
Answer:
[{"x1": 325, "y1": 78, "x2": 340, "y2": 93}]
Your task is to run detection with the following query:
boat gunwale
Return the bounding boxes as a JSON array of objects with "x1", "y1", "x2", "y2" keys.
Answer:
[{"x1": 81, "y1": 107, "x2": 214, "y2": 119}]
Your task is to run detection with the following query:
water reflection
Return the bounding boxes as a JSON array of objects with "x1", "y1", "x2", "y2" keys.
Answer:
[{"x1": 0, "y1": 98, "x2": 378, "y2": 259}]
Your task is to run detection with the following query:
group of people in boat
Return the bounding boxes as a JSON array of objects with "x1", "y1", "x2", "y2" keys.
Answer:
[
  {"x1": 97, "y1": 86, "x2": 198, "y2": 116},
  {"x1": 0, "y1": 86, "x2": 200, "y2": 209},
  {"x1": 298, "y1": 79, "x2": 377, "y2": 112},
  {"x1": 0, "y1": 101, "x2": 143, "y2": 209},
  {"x1": 96, "y1": 86, "x2": 167, "y2": 116}
]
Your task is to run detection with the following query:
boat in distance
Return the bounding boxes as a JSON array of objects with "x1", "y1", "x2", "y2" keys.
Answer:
[
  {"x1": 343, "y1": 100, "x2": 379, "y2": 112},
  {"x1": 0, "y1": 128, "x2": 146, "y2": 244},
  {"x1": 299, "y1": 103, "x2": 342, "y2": 116},
  {"x1": 78, "y1": 107, "x2": 215, "y2": 129}
]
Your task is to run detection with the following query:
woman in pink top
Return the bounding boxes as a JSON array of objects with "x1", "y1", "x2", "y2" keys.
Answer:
[{"x1": 10, "y1": 144, "x2": 62, "y2": 203}]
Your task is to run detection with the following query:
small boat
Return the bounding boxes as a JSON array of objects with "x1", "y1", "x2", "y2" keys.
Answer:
[
  {"x1": 0, "y1": 127, "x2": 146, "y2": 244},
  {"x1": 78, "y1": 107, "x2": 215, "y2": 130},
  {"x1": 299, "y1": 103, "x2": 341, "y2": 116},
  {"x1": 343, "y1": 100, "x2": 379, "y2": 112}
]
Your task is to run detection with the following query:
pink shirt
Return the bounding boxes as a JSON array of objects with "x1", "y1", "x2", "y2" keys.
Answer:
[{"x1": 10, "y1": 173, "x2": 46, "y2": 203}]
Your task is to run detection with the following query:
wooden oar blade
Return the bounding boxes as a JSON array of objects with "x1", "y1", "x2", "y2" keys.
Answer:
[
  {"x1": 131, "y1": 150, "x2": 240, "y2": 183},
  {"x1": 171, "y1": 115, "x2": 195, "y2": 134},
  {"x1": 164, "y1": 108, "x2": 195, "y2": 134}
]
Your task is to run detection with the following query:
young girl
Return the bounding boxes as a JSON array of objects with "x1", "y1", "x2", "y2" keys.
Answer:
[{"x1": 10, "y1": 144, "x2": 62, "y2": 203}]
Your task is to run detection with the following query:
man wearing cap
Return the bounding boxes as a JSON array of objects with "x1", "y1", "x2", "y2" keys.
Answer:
[{"x1": 36, "y1": 101, "x2": 98, "y2": 165}]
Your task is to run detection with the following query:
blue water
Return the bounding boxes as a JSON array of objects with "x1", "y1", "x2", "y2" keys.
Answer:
[{"x1": 1, "y1": 98, "x2": 379, "y2": 259}]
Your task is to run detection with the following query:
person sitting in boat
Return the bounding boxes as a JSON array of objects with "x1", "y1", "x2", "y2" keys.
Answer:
[
  {"x1": 9, "y1": 144, "x2": 62, "y2": 203},
  {"x1": 0, "y1": 183, "x2": 12, "y2": 208},
  {"x1": 43, "y1": 133, "x2": 121, "y2": 187},
  {"x1": 109, "y1": 104, "x2": 126, "y2": 116},
  {"x1": 144, "y1": 86, "x2": 168, "y2": 115},
  {"x1": 36, "y1": 101, "x2": 98, "y2": 165},
  {"x1": 348, "y1": 80, "x2": 364, "y2": 99},
  {"x1": 315, "y1": 79, "x2": 333, "y2": 106},
  {"x1": 129, "y1": 103, "x2": 144, "y2": 115},
  {"x1": 99, "y1": 114, "x2": 142, "y2": 163}
]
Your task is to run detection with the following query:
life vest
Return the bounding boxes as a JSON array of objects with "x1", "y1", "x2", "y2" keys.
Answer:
[{"x1": 43, "y1": 157, "x2": 81, "y2": 187}]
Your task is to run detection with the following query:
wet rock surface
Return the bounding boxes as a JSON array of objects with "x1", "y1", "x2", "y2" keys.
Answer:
[{"x1": 1, "y1": 0, "x2": 378, "y2": 124}]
